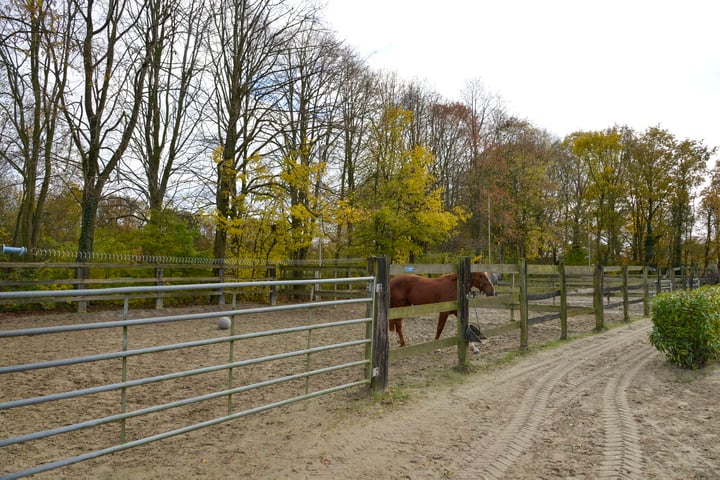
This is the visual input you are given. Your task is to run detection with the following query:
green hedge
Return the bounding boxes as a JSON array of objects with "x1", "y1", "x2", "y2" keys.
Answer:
[{"x1": 649, "y1": 287, "x2": 720, "y2": 369}]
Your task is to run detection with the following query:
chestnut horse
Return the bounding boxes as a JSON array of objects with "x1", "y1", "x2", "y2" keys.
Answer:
[{"x1": 389, "y1": 272, "x2": 495, "y2": 346}]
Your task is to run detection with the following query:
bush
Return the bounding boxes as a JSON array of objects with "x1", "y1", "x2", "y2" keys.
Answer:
[{"x1": 649, "y1": 287, "x2": 720, "y2": 369}]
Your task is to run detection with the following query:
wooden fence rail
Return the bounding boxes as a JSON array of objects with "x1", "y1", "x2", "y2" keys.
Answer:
[{"x1": 384, "y1": 259, "x2": 651, "y2": 364}]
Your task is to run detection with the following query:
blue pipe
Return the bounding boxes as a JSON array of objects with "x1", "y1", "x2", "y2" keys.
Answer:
[{"x1": 2, "y1": 245, "x2": 27, "y2": 255}]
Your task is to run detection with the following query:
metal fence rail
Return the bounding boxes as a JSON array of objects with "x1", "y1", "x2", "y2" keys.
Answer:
[{"x1": 0, "y1": 277, "x2": 375, "y2": 480}]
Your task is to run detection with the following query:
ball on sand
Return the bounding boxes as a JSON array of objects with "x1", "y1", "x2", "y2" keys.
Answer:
[{"x1": 217, "y1": 316, "x2": 231, "y2": 330}]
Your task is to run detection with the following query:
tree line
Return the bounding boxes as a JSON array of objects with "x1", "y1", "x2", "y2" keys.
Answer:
[{"x1": 1, "y1": 0, "x2": 718, "y2": 271}]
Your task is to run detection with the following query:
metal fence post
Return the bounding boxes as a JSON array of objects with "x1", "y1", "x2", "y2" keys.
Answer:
[
  {"x1": 76, "y1": 266, "x2": 87, "y2": 314},
  {"x1": 268, "y1": 266, "x2": 277, "y2": 305},
  {"x1": 216, "y1": 267, "x2": 225, "y2": 305}
]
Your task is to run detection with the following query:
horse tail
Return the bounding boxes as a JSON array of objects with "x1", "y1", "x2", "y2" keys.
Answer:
[{"x1": 389, "y1": 320, "x2": 396, "y2": 332}]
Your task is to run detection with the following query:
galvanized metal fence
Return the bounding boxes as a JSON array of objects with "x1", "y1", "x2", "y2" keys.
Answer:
[{"x1": 0, "y1": 277, "x2": 375, "y2": 479}]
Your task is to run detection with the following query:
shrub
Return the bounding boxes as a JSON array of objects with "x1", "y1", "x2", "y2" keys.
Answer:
[{"x1": 649, "y1": 287, "x2": 720, "y2": 369}]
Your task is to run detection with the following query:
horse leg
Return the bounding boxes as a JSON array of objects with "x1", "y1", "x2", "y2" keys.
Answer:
[
  {"x1": 435, "y1": 312, "x2": 450, "y2": 340},
  {"x1": 389, "y1": 319, "x2": 405, "y2": 347},
  {"x1": 395, "y1": 319, "x2": 406, "y2": 347}
]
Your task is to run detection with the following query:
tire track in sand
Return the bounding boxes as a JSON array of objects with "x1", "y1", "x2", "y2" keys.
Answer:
[
  {"x1": 305, "y1": 321, "x2": 654, "y2": 480},
  {"x1": 595, "y1": 342, "x2": 656, "y2": 479},
  {"x1": 454, "y1": 322, "x2": 652, "y2": 480}
]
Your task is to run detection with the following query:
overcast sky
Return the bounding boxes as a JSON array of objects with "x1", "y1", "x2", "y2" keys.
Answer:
[{"x1": 322, "y1": 0, "x2": 720, "y2": 158}]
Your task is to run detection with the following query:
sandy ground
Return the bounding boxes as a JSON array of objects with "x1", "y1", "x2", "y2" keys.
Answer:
[{"x1": 2, "y1": 298, "x2": 719, "y2": 479}]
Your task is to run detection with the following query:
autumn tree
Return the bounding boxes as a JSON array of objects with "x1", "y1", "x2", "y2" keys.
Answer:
[
  {"x1": 625, "y1": 127, "x2": 675, "y2": 265},
  {"x1": 38, "y1": 186, "x2": 83, "y2": 249},
  {"x1": 699, "y1": 162, "x2": 720, "y2": 272},
  {"x1": 667, "y1": 137, "x2": 712, "y2": 267},
  {"x1": 568, "y1": 128, "x2": 629, "y2": 264},
  {"x1": 0, "y1": 174, "x2": 18, "y2": 243},
  {"x1": 206, "y1": 0, "x2": 313, "y2": 262},
  {"x1": 346, "y1": 106, "x2": 464, "y2": 260},
  {"x1": 481, "y1": 117, "x2": 557, "y2": 261},
  {"x1": 549, "y1": 139, "x2": 591, "y2": 264},
  {"x1": 272, "y1": 28, "x2": 342, "y2": 263}
]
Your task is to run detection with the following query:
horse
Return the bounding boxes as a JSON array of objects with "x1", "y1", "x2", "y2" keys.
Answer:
[{"x1": 389, "y1": 272, "x2": 495, "y2": 347}]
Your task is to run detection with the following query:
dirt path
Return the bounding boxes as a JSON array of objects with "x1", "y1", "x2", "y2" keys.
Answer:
[
  {"x1": 58, "y1": 317, "x2": 719, "y2": 480},
  {"x1": 278, "y1": 321, "x2": 720, "y2": 479},
  {"x1": 273, "y1": 319, "x2": 712, "y2": 480}
]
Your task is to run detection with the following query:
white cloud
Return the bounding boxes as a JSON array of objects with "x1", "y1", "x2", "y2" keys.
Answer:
[{"x1": 323, "y1": 0, "x2": 720, "y2": 152}]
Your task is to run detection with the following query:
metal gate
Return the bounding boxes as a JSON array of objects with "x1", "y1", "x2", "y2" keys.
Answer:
[{"x1": 0, "y1": 277, "x2": 375, "y2": 479}]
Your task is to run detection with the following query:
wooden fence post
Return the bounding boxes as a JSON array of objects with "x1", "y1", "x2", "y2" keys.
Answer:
[
  {"x1": 622, "y1": 265, "x2": 629, "y2": 322},
  {"x1": 268, "y1": 266, "x2": 277, "y2": 305},
  {"x1": 216, "y1": 267, "x2": 225, "y2": 305},
  {"x1": 76, "y1": 266, "x2": 87, "y2": 314},
  {"x1": 456, "y1": 257, "x2": 471, "y2": 369},
  {"x1": 669, "y1": 266, "x2": 676, "y2": 291},
  {"x1": 559, "y1": 263, "x2": 567, "y2": 340},
  {"x1": 155, "y1": 267, "x2": 164, "y2": 310},
  {"x1": 643, "y1": 266, "x2": 650, "y2": 316},
  {"x1": 368, "y1": 256, "x2": 389, "y2": 393},
  {"x1": 594, "y1": 264, "x2": 605, "y2": 331},
  {"x1": 519, "y1": 258, "x2": 528, "y2": 350}
]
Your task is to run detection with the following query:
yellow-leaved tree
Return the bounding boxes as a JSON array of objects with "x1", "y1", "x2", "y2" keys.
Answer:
[{"x1": 343, "y1": 106, "x2": 466, "y2": 261}]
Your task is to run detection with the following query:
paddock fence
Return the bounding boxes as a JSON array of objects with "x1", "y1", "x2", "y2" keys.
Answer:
[
  {"x1": 0, "y1": 276, "x2": 377, "y2": 480},
  {"x1": 0, "y1": 255, "x2": 695, "y2": 479},
  {"x1": 385, "y1": 260, "x2": 652, "y2": 358}
]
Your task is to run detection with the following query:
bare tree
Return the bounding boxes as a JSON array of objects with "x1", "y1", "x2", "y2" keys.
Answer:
[
  {"x1": 62, "y1": 0, "x2": 154, "y2": 262},
  {"x1": 124, "y1": 0, "x2": 210, "y2": 221},
  {"x1": 333, "y1": 48, "x2": 377, "y2": 256},
  {"x1": 460, "y1": 78, "x2": 504, "y2": 256},
  {"x1": 426, "y1": 101, "x2": 473, "y2": 209},
  {"x1": 0, "y1": 0, "x2": 74, "y2": 257}
]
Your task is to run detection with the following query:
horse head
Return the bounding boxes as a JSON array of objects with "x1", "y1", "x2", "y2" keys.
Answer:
[{"x1": 470, "y1": 271, "x2": 495, "y2": 296}]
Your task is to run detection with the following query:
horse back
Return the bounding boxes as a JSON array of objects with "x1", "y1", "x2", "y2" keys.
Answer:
[
  {"x1": 389, "y1": 274, "x2": 457, "y2": 307},
  {"x1": 389, "y1": 274, "x2": 417, "y2": 308}
]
